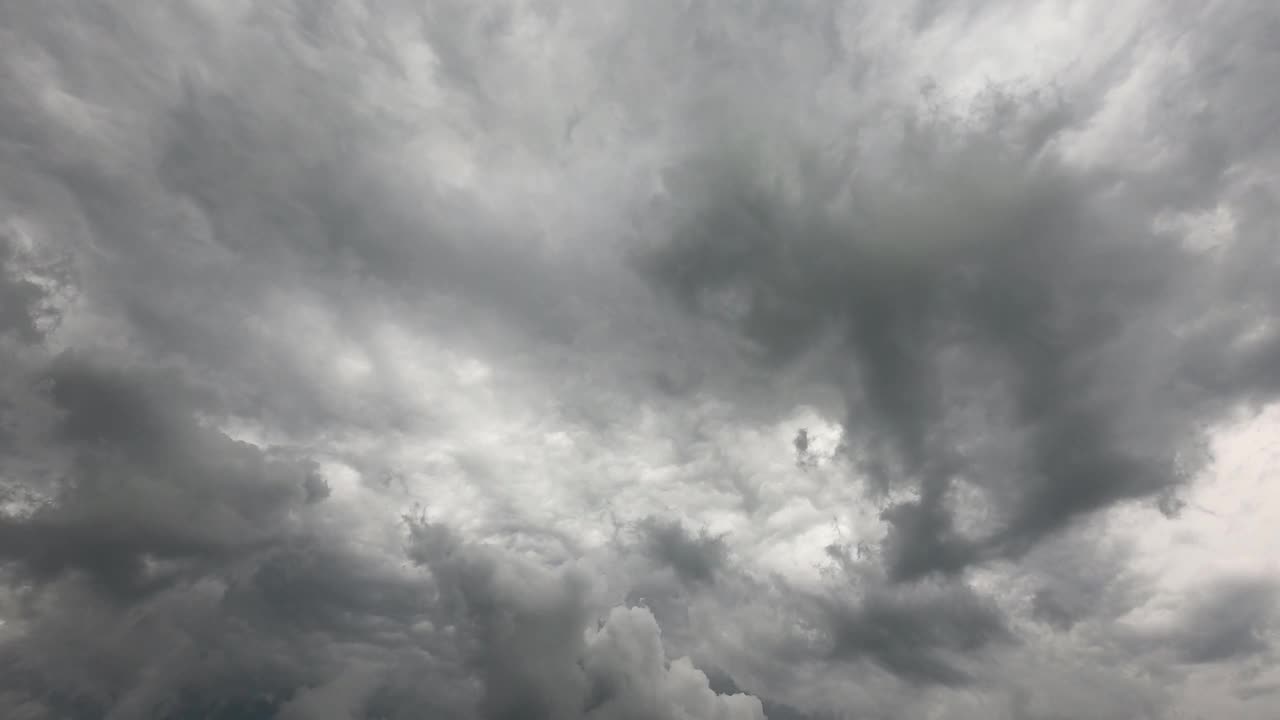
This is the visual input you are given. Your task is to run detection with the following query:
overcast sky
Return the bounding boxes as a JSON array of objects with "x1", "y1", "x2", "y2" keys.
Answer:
[{"x1": 2, "y1": 1, "x2": 1279, "y2": 719}]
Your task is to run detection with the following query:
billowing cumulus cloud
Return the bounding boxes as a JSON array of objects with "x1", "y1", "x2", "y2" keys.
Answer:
[{"x1": 2, "y1": 0, "x2": 1279, "y2": 718}]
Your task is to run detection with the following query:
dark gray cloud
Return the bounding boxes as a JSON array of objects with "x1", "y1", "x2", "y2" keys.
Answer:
[
  {"x1": 0, "y1": 353, "x2": 310, "y2": 600},
  {"x1": 1030, "y1": 588, "x2": 1081, "y2": 631},
  {"x1": 0, "y1": 239, "x2": 57, "y2": 342},
  {"x1": 2, "y1": 1, "x2": 1279, "y2": 719},
  {"x1": 706, "y1": 670, "x2": 826, "y2": 720},
  {"x1": 820, "y1": 580, "x2": 1012, "y2": 686},
  {"x1": 640, "y1": 72, "x2": 1273, "y2": 584},
  {"x1": 0, "y1": 532, "x2": 460, "y2": 719},
  {"x1": 403, "y1": 518, "x2": 764, "y2": 720},
  {"x1": 1174, "y1": 578, "x2": 1277, "y2": 665},
  {"x1": 640, "y1": 518, "x2": 729, "y2": 585},
  {"x1": 0, "y1": 510, "x2": 759, "y2": 719}
]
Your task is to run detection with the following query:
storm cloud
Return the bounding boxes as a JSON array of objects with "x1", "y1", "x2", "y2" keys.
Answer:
[{"x1": 2, "y1": 0, "x2": 1279, "y2": 718}]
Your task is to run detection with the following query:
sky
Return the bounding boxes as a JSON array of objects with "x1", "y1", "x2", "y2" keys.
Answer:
[{"x1": 1, "y1": 1, "x2": 1278, "y2": 718}]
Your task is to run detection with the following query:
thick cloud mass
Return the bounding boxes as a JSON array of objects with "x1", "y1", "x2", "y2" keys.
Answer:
[{"x1": 2, "y1": 1, "x2": 1280, "y2": 718}]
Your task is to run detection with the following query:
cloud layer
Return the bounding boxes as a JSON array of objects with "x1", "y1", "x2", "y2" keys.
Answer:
[{"x1": 2, "y1": 1, "x2": 1279, "y2": 718}]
